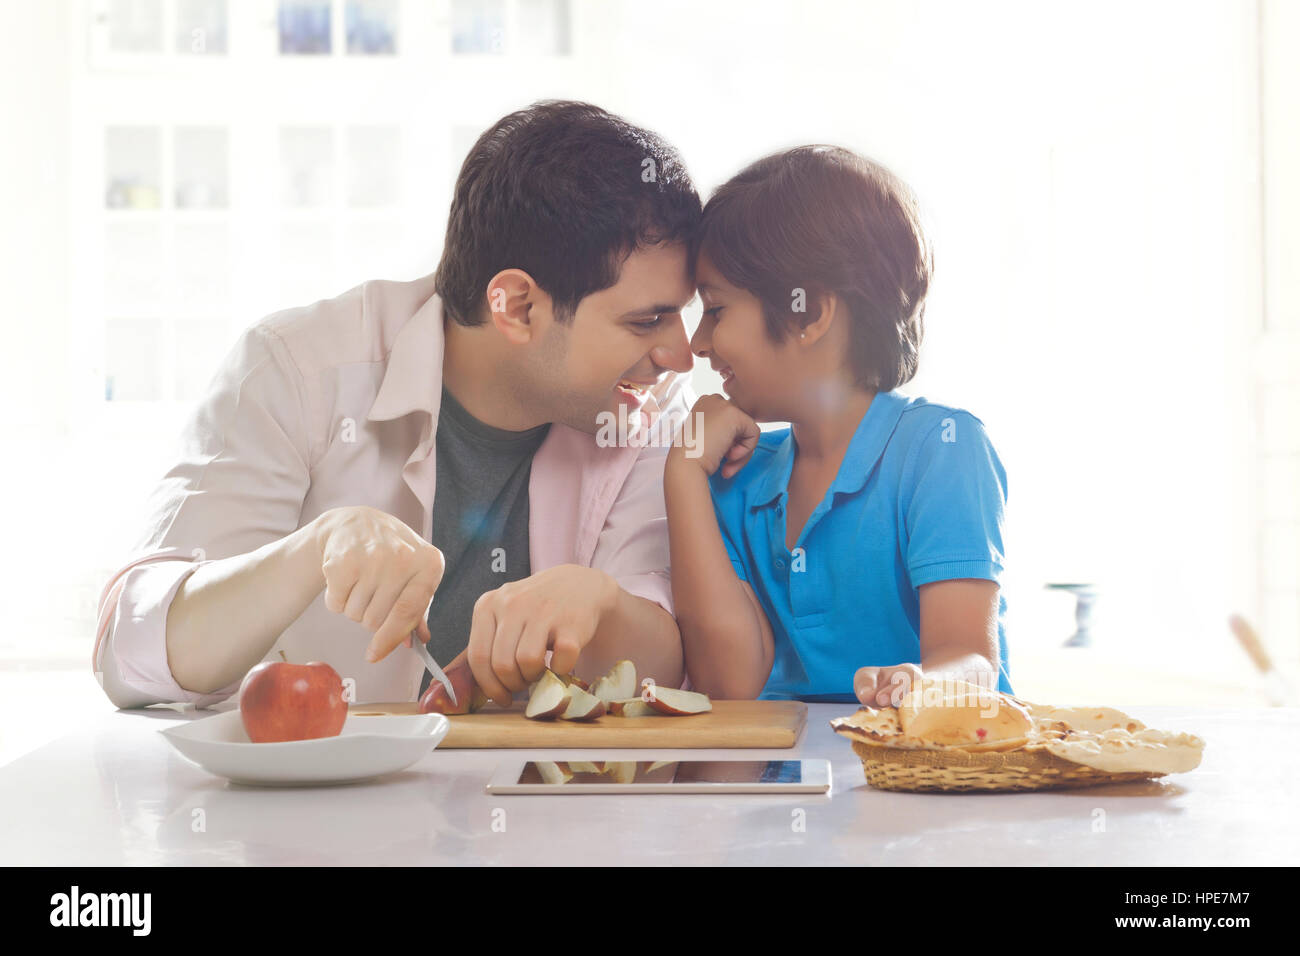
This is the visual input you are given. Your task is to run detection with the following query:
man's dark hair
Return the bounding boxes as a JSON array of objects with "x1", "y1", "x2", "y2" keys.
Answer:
[
  {"x1": 692, "y1": 146, "x2": 932, "y2": 392},
  {"x1": 435, "y1": 100, "x2": 701, "y2": 326}
]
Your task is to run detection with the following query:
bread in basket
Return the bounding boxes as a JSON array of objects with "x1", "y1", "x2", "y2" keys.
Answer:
[{"x1": 831, "y1": 677, "x2": 1205, "y2": 793}]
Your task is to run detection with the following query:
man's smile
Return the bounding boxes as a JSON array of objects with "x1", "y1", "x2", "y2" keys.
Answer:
[{"x1": 614, "y1": 376, "x2": 656, "y2": 403}]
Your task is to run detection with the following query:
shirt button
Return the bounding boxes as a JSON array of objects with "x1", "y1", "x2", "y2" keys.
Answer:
[{"x1": 775, "y1": 557, "x2": 786, "y2": 570}]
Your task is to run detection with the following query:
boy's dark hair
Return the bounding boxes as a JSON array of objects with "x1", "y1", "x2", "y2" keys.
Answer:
[
  {"x1": 692, "y1": 146, "x2": 932, "y2": 391},
  {"x1": 435, "y1": 100, "x2": 701, "y2": 326}
]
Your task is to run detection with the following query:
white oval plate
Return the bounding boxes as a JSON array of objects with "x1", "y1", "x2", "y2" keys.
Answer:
[{"x1": 161, "y1": 711, "x2": 450, "y2": 786}]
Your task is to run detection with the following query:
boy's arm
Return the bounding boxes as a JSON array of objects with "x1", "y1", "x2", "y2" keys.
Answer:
[
  {"x1": 908, "y1": 411, "x2": 1008, "y2": 690},
  {"x1": 855, "y1": 580, "x2": 1000, "y2": 706},
  {"x1": 918, "y1": 578, "x2": 1000, "y2": 683},
  {"x1": 856, "y1": 411, "x2": 1009, "y2": 705},
  {"x1": 665, "y1": 446, "x2": 774, "y2": 699}
]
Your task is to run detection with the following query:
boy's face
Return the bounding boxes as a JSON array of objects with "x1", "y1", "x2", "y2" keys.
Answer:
[
  {"x1": 690, "y1": 251, "x2": 798, "y2": 421},
  {"x1": 535, "y1": 240, "x2": 696, "y2": 435}
]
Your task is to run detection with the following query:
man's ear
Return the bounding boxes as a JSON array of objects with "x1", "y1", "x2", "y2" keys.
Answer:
[{"x1": 484, "y1": 269, "x2": 550, "y2": 345}]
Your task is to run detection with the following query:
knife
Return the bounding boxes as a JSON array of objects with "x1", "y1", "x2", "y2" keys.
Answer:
[{"x1": 410, "y1": 632, "x2": 457, "y2": 708}]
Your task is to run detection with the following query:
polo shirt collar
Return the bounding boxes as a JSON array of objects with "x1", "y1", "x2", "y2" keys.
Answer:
[
  {"x1": 749, "y1": 389, "x2": 910, "y2": 510},
  {"x1": 750, "y1": 431, "x2": 795, "y2": 509}
]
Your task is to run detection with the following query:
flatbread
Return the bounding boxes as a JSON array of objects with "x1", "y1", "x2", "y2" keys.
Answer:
[
  {"x1": 829, "y1": 706, "x2": 902, "y2": 742},
  {"x1": 899, "y1": 679, "x2": 1034, "y2": 749},
  {"x1": 832, "y1": 692, "x2": 1204, "y2": 774},
  {"x1": 1024, "y1": 704, "x2": 1146, "y2": 734},
  {"x1": 1040, "y1": 726, "x2": 1205, "y2": 773},
  {"x1": 829, "y1": 704, "x2": 1029, "y2": 752}
]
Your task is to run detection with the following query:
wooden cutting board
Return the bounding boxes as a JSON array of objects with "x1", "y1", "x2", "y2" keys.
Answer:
[{"x1": 349, "y1": 700, "x2": 807, "y2": 749}]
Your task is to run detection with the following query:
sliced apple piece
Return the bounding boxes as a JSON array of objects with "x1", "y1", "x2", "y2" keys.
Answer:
[
  {"x1": 560, "y1": 683, "x2": 607, "y2": 721},
  {"x1": 590, "y1": 660, "x2": 637, "y2": 702},
  {"x1": 606, "y1": 699, "x2": 657, "y2": 718},
  {"x1": 642, "y1": 684, "x2": 712, "y2": 716},
  {"x1": 568, "y1": 761, "x2": 602, "y2": 774},
  {"x1": 418, "y1": 662, "x2": 490, "y2": 715},
  {"x1": 525, "y1": 670, "x2": 570, "y2": 720}
]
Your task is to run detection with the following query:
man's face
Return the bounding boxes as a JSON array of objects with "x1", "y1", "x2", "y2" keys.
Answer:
[{"x1": 535, "y1": 241, "x2": 695, "y2": 434}]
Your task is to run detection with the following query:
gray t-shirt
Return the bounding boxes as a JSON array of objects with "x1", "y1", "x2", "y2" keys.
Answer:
[{"x1": 420, "y1": 384, "x2": 550, "y2": 696}]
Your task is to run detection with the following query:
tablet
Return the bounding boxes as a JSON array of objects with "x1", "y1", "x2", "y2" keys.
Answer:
[{"x1": 485, "y1": 759, "x2": 831, "y2": 794}]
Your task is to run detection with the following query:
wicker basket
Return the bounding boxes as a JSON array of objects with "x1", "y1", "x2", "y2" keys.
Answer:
[{"x1": 849, "y1": 739, "x2": 1166, "y2": 793}]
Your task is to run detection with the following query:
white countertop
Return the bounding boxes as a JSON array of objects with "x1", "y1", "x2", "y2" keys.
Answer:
[{"x1": 0, "y1": 704, "x2": 1294, "y2": 866}]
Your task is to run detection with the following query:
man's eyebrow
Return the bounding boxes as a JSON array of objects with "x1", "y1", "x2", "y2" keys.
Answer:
[{"x1": 618, "y1": 298, "x2": 695, "y2": 319}]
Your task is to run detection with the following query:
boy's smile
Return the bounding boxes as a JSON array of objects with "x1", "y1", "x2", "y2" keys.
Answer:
[{"x1": 690, "y1": 251, "x2": 795, "y2": 421}]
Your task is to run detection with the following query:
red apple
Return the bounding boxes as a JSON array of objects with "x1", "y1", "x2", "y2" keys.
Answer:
[
  {"x1": 239, "y1": 660, "x2": 347, "y2": 743},
  {"x1": 418, "y1": 661, "x2": 488, "y2": 715}
]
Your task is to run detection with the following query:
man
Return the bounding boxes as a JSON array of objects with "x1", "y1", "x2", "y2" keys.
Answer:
[{"x1": 94, "y1": 100, "x2": 700, "y2": 709}]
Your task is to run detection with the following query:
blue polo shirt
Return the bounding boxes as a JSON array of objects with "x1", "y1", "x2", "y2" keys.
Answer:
[{"x1": 708, "y1": 390, "x2": 1013, "y2": 701}]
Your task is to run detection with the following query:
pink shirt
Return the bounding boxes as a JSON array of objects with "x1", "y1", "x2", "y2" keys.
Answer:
[{"x1": 93, "y1": 272, "x2": 693, "y2": 709}]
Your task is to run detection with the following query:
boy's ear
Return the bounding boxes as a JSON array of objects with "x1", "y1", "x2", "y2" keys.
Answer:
[
  {"x1": 484, "y1": 269, "x2": 551, "y2": 344},
  {"x1": 796, "y1": 289, "x2": 840, "y2": 346}
]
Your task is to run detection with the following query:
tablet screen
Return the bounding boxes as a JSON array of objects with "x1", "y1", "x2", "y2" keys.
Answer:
[{"x1": 519, "y1": 760, "x2": 803, "y2": 785}]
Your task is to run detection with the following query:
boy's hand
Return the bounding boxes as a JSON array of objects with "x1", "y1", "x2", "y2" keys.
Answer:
[
  {"x1": 854, "y1": 662, "x2": 924, "y2": 708},
  {"x1": 674, "y1": 394, "x2": 760, "y2": 479}
]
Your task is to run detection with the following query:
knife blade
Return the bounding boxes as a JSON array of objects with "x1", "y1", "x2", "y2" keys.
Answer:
[{"x1": 410, "y1": 632, "x2": 457, "y2": 708}]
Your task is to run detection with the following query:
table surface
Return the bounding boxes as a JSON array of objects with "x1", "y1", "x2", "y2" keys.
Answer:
[{"x1": 0, "y1": 703, "x2": 1294, "y2": 865}]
